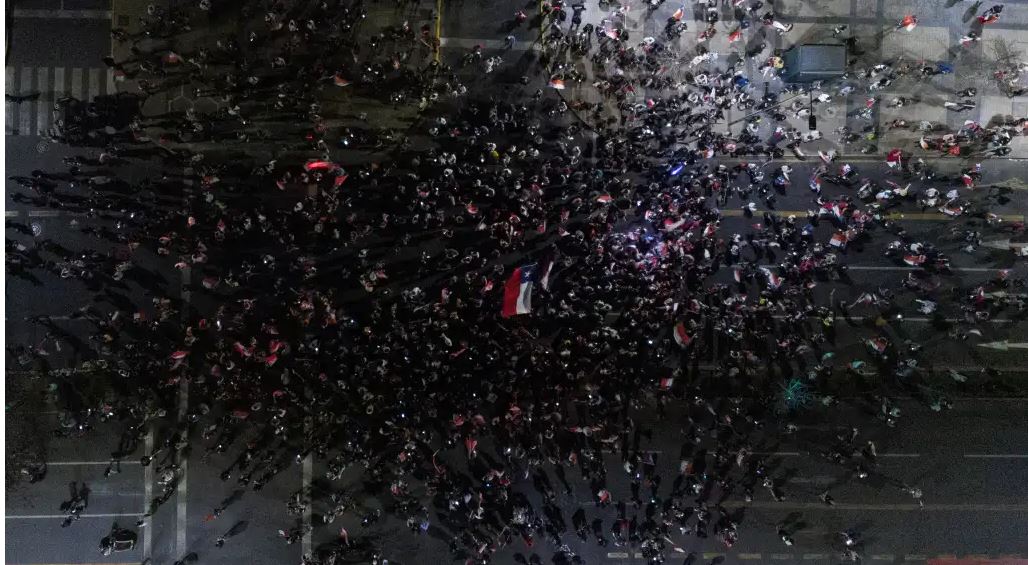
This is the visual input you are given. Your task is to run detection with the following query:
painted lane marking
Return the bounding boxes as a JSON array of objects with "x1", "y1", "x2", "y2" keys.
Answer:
[
  {"x1": 45, "y1": 461, "x2": 142, "y2": 466},
  {"x1": 7, "y1": 513, "x2": 141, "y2": 519}
]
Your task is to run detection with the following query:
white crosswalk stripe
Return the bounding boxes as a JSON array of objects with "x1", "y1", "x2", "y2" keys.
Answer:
[
  {"x1": 36, "y1": 67, "x2": 49, "y2": 136},
  {"x1": 71, "y1": 68, "x2": 84, "y2": 101},
  {"x1": 88, "y1": 68, "x2": 101, "y2": 101},
  {"x1": 4, "y1": 65, "x2": 110, "y2": 137},
  {"x1": 53, "y1": 67, "x2": 66, "y2": 102},
  {"x1": 19, "y1": 67, "x2": 33, "y2": 135}
]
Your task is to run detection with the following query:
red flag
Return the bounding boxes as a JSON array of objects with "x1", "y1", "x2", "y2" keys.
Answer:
[{"x1": 304, "y1": 160, "x2": 338, "y2": 172}]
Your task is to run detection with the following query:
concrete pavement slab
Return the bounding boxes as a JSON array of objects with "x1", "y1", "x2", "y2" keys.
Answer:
[{"x1": 882, "y1": 25, "x2": 952, "y2": 61}]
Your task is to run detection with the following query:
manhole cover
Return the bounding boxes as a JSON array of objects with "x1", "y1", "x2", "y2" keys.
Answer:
[
  {"x1": 36, "y1": 140, "x2": 51, "y2": 154},
  {"x1": 30, "y1": 222, "x2": 42, "y2": 237}
]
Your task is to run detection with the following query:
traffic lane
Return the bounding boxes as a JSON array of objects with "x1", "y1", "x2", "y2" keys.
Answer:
[
  {"x1": 708, "y1": 173, "x2": 1028, "y2": 219},
  {"x1": 704, "y1": 259, "x2": 1009, "y2": 292},
  {"x1": 63, "y1": 0, "x2": 112, "y2": 9},
  {"x1": 8, "y1": 17, "x2": 111, "y2": 68},
  {"x1": 5, "y1": 516, "x2": 144, "y2": 564},
  {"x1": 712, "y1": 504, "x2": 1028, "y2": 558},
  {"x1": 441, "y1": 0, "x2": 543, "y2": 45},
  {"x1": 34, "y1": 415, "x2": 142, "y2": 466},
  {"x1": 713, "y1": 209, "x2": 1024, "y2": 262},
  {"x1": 12, "y1": 0, "x2": 113, "y2": 10},
  {"x1": 864, "y1": 400, "x2": 1028, "y2": 458},
  {"x1": 624, "y1": 397, "x2": 1028, "y2": 462},
  {"x1": 6, "y1": 462, "x2": 145, "y2": 517},
  {"x1": 176, "y1": 450, "x2": 302, "y2": 565},
  {"x1": 6, "y1": 223, "x2": 177, "y2": 320},
  {"x1": 724, "y1": 448, "x2": 1028, "y2": 507}
]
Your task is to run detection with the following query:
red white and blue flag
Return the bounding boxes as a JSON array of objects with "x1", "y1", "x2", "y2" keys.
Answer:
[
  {"x1": 673, "y1": 322, "x2": 691, "y2": 347},
  {"x1": 761, "y1": 267, "x2": 782, "y2": 289},
  {"x1": 501, "y1": 264, "x2": 537, "y2": 318}
]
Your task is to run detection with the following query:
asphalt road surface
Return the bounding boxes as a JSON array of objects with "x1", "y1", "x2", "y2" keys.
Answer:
[{"x1": 6, "y1": 1, "x2": 1028, "y2": 565}]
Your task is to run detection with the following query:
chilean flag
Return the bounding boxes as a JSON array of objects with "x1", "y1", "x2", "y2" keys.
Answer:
[
  {"x1": 886, "y1": 148, "x2": 903, "y2": 168},
  {"x1": 673, "y1": 322, "x2": 691, "y2": 347},
  {"x1": 501, "y1": 264, "x2": 537, "y2": 317},
  {"x1": 762, "y1": 267, "x2": 782, "y2": 289}
]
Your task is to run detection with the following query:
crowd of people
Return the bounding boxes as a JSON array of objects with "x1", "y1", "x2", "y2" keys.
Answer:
[{"x1": 7, "y1": 0, "x2": 1028, "y2": 563}]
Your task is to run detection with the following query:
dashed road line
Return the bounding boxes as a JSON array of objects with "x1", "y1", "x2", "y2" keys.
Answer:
[
  {"x1": 724, "y1": 501, "x2": 1028, "y2": 511},
  {"x1": 302, "y1": 453, "x2": 313, "y2": 554},
  {"x1": 45, "y1": 460, "x2": 142, "y2": 466},
  {"x1": 788, "y1": 476, "x2": 836, "y2": 484},
  {"x1": 142, "y1": 428, "x2": 154, "y2": 562},
  {"x1": 606, "y1": 552, "x2": 629, "y2": 558},
  {"x1": 720, "y1": 208, "x2": 1025, "y2": 222},
  {"x1": 434, "y1": 0, "x2": 442, "y2": 62},
  {"x1": 770, "y1": 553, "x2": 794, "y2": 560},
  {"x1": 738, "y1": 554, "x2": 763, "y2": 560},
  {"x1": 7, "y1": 513, "x2": 141, "y2": 519},
  {"x1": 175, "y1": 255, "x2": 192, "y2": 558},
  {"x1": 11, "y1": 8, "x2": 112, "y2": 19},
  {"x1": 872, "y1": 555, "x2": 896, "y2": 561},
  {"x1": 905, "y1": 555, "x2": 928, "y2": 561},
  {"x1": 803, "y1": 554, "x2": 829, "y2": 559}
]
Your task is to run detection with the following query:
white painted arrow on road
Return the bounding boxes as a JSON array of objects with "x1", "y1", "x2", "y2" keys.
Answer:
[{"x1": 977, "y1": 341, "x2": 1028, "y2": 351}]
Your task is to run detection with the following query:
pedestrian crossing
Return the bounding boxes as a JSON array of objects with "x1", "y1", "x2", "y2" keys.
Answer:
[{"x1": 5, "y1": 66, "x2": 118, "y2": 137}]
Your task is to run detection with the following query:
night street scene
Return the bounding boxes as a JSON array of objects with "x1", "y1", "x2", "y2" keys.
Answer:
[{"x1": 4, "y1": 0, "x2": 1028, "y2": 563}]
